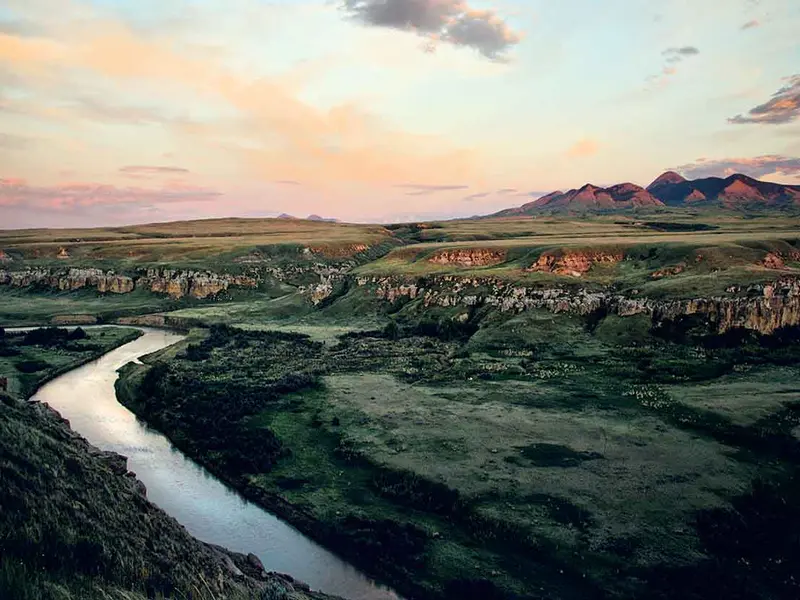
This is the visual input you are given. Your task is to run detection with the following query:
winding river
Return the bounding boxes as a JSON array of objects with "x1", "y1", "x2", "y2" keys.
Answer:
[{"x1": 29, "y1": 328, "x2": 399, "y2": 600}]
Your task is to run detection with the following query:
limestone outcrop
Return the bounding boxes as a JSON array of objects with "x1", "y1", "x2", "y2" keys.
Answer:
[
  {"x1": 428, "y1": 248, "x2": 507, "y2": 268},
  {"x1": 526, "y1": 250, "x2": 624, "y2": 277},
  {"x1": 0, "y1": 267, "x2": 258, "y2": 299}
]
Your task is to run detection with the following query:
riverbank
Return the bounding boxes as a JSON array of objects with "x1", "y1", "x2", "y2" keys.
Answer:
[
  {"x1": 0, "y1": 326, "x2": 143, "y2": 398},
  {"x1": 115, "y1": 320, "x2": 800, "y2": 600}
]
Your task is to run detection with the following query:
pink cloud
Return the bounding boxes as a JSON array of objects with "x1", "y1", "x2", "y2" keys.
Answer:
[{"x1": 0, "y1": 177, "x2": 222, "y2": 209}]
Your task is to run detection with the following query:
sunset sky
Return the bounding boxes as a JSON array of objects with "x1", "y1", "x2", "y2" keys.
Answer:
[{"x1": 1, "y1": 0, "x2": 799, "y2": 227}]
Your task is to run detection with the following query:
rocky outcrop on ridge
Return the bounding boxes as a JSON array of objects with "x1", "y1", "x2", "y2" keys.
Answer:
[
  {"x1": 526, "y1": 250, "x2": 624, "y2": 277},
  {"x1": 428, "y1": 248, "x2": 507, "y2": 268},
  {"x1": 355, "y1": 275, "x2": 800, "y2": 335},
  {"x1": 0, "y1": 267, "x2": 258, "y2": 299}
]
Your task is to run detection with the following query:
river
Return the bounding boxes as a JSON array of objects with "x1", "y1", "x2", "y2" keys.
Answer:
[{"x1": 29, "y1": 327, "x2": 399, "y2": 600}]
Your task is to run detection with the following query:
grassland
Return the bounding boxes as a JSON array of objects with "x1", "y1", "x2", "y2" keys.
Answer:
[
  {"x1": 360, "y1": 221, "x2": 800, "y2": 294},
  {"x1": 2, "y1": 213, "x2": 799, "y2": 326},
  {"x1": 0, "y1": 326, "x2": 142, "y2": 397},
  {"x1": 0, "y1": 217, "x2": 396, "y2": 266},
  {"x1": 116, "y1": 312, "x2": 800, "y2": 600}
]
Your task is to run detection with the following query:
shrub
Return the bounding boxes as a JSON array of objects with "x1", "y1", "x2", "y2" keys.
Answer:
[
  {"x1": 15, "y1": 359, "x2": 50, "y2": 374},
  {"x1": 68, "y1": 327, "x2": 88, "y2": 341},
  {"x1": 21, "y1": 328, "x2": 71, "y2": 347}
]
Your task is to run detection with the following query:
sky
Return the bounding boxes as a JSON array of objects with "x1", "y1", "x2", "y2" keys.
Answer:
[{"x1": 1, "y1": 0, "x2": 799, "y2": 227}]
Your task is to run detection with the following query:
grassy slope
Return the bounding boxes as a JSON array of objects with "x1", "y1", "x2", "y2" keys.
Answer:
[
  {"x1": 115, "y1": 319, "x2": 800, "y2": 600},
  {"x1": 0, "y1": 218, "x2": 396, "y2": 266}
]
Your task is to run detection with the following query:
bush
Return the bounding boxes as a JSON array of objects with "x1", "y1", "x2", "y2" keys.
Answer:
[
  {"x1": 383, "y1": 321, "x2": 399, "y2": 340},
  {"x1": 22, "y1": 328, "x2": 70, "y2": 347},
  {"x1": 15, "y1": 359, "x2": 50, "y2": 374},
  {"x1": 68, "y1": 327, "x2": 88, "y2": 341},
  {"x1": 372, "y1": 469, "x2": 462, "y2": 515}
]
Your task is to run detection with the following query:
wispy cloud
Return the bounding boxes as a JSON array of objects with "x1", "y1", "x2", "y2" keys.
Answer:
[
  {"x1": 741, "y1": 19, "x2": 760, "y2": 30},
  {"x1": 672, "y1": 155, "x2": 800, "y2": 179},
  {"x1": 393, "y1": 183, "x2": 469, "y2": 196},
  {"x1": 646, "y1": 46, "x2": 700, "y2": 89},
  {"x1": 119, "y1": 165, "x2": 191, "y2": 175},
  {"x1": 70, "y1": 97, "x2": 188, "y2": 125},
  {"x1": 662, "y1": 46, "x2": 700, "y2": 63},
  {"x1": 728, "y1": 75, "x2": 800, "y2": 125},
  {"x1": 274, "y1": 179, "x2": 301, "y2": 186},
  {"x1": 0, "y1": 177, "x2": 222, "y2": 210},
  {"x1": 513, "y1": 190, "x2": 552, "y2": 198},
  {"x1": 462, "y1": 191, "x2": 489, "y2": 201},
  {"x1": 340, "y1": 0, "x2": 522, "y2": 62}
]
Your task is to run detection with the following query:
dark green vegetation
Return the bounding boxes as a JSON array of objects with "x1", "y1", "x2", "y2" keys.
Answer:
[
  {"x1": 118, "y1": 314, "x2": 800, "y2": 600},
  {"x1": 0, "y1": 326, "x2": 142, "y2": 397}
]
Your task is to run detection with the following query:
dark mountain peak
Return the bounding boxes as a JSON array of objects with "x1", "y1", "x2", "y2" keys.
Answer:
[
  {"x1": 277, "y1": 213, "x2": 297, "y2": 219},
  {"x1": 724, "y1": 173, "x2": 760, "y2": 185},
  {"x1": 647, "y1": 171, "x2": 686, "y2": 190}
]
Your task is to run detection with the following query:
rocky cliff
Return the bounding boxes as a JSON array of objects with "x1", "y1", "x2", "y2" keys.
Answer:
[
  {"x1": 0, "y1": 263, "x2": 354, "y2": 301},
  {"x1": 428, "y1": 248, "x2": 507, "y2": 267},
  {"x1": 355, "y1": 275, "x2": 800, "y2": 335},
  {"x1": 0, "y1": 267, "x2": 259, "y2": 299},
  {"x1": 526, "y1": 250, "x2": 624, "y2": 277}
]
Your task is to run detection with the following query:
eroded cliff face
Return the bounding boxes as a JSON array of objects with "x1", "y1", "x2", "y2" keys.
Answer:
[
  {"x1": 0, "y1": 267, "x2": 258, "y2": 299},
  {"x1": 0, "y1": 262, "x2": 354, "y2": 302},
  {"x1": 428, "y1": 248, "x2": 507, "y2": 268},
  {"x1": 138, "y1": 268, "x2": 258, "y2": 299},
  {"x1": 0, "y1": 268, "x2": 136, "y2": 294},
  {"x1": 526, "y1": 250, "x2": 624, "y2": 277},
  {"x1": 355, "y1": 275, "x2": 800, "y2": 335}
]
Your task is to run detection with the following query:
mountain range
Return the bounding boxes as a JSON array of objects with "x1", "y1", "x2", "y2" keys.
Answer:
[{"x1": 490, "y1": 172, "x2": 800, "y2": 217}]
